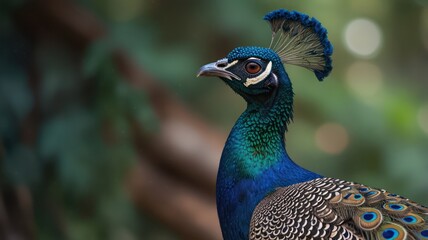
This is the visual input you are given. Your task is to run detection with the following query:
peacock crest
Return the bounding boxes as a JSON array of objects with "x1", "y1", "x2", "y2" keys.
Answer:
[{"x1": 264, "y1": 9, "x2": 333, "y2": 81}]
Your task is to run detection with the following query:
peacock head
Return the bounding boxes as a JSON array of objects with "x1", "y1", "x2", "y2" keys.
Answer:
[
  {"x1": 198, "y1": 47, "x2": 285, "y2": 103},
  {"x1": 198, "y1": 9, "x2": 333, "y2": 106}
]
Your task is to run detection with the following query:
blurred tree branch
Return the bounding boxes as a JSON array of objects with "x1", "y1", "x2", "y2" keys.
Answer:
[
  {"x1": 128, "y1": 159, "x2": 221, "y2": 240},
  {"x1": 9, "y1": 0, "x2": 223, "y2": 239},
  {"x1": 115, "y1": 51, "x2": 223, "y2": 194}
]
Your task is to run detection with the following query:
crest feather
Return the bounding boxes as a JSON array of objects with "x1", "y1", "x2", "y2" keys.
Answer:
[{"x1": 264, "y1": 9, "x2": 333, "y2": 80}]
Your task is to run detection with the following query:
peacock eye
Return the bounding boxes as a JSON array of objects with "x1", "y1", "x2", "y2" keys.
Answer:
[{"x1": 245, "y1": 62, "x2": 262, "y2": 74}]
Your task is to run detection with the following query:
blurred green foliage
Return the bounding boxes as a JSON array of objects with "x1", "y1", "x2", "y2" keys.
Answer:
[{"x1": 1, "y1": 0, "x2": 428, "y2": 239}]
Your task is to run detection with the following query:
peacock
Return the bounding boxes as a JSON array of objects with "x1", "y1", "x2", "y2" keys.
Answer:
[{"x1": 197, "y1": 9, "x2": 428, "y2": 240}]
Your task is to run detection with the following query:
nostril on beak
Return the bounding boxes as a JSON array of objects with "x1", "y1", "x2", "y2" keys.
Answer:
[
  {"x1": 217, "y1": 62, "x2": 227, "y2": 68},
  {"x1": 215, "y1": 58, "x2": 229, "y2": 68}
]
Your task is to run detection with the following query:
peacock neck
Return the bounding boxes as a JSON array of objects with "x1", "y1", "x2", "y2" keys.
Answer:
[
  {"x1": 222, "y1": 83, "x2": 294, "y2": 177},
  {"x1": 216, "y1": 82, "x2": 321, "y2": 240}
]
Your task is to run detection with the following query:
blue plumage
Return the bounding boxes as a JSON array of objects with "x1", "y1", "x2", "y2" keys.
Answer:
[
  {"x1": 198, "y1": 8, "x2": 427, "y2": 240},
  {"x1": 227, "y1": 47, "x2": 283, "y2": 67},
  {"x1": 217, "y1": 120, "x2": 321, "y2": 239}
]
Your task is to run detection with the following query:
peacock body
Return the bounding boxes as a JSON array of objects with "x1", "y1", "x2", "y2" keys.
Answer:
[{"x1": 198, "y1": 9, "x2": 428, "y2": 240}]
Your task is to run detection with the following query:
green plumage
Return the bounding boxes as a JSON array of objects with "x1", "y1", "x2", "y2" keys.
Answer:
[{"x1": 231, "y1": 85, "x2": 293, "y2": 177}]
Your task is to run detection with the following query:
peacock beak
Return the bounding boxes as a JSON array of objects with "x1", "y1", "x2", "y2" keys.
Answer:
[{"x1": 197, "y1": 59, "x2": 241, "y2": 80}]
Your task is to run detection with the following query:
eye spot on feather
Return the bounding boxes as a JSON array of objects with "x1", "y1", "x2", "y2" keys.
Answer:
[
  {"x1": 399, "y1": 213, "x2": 425, "y2": 226},
  {"x1": 358, "y1": 187, "x2": 369, "y2": 192},
  {"x1": 383, "y1": 203, "x2": 410, "y2": 217},
  {"x1": 382, "y1": 229, "x2": 398, "y2": 239},
  {"x1": 345, "y1": 193, "x2": 362, "y2": 200},
  {"x1": 390, "y1": 204, "x2": 403, "y2": 210},
  {"x1": 354, "y1": 208, "x2": 382, "y2": 230},
  {"x1": 421, "y1": 230, "x2": 428, "y2": 237},
  {"x1": 378, "y1": 223, "x2": 407, "y2": 240},
  {"x1": 364, "y1": 190, "x2": 382, "y2": 201},
  {"x1": 362, "y1": 212, "x2": 376, "y2": 222},
  {"x1": 342, "y1": 192, "x2": 365, "y2": 206},
  {"x1": 366, "y1": 191, "x2": 377, "y2": 196}
]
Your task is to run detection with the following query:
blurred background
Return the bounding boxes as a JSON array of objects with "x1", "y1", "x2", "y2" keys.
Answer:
[{"x1": 1, "y1": 0, "x2": 428, "y2": 239}]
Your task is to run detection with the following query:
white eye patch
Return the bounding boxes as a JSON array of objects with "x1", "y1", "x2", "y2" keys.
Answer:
[
  {"x1": 244, "y1": 61, "x2": 272, "y2": 87},
  {"x1": 225, "y1": 60, "x2": 239, "y2": 69},
  {"x1": 217, "y1": 58, "x2": 239, "y2": 70}
]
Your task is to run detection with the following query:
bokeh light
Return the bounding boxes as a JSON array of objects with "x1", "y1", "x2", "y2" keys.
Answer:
[
  {"x1": 315, "y1": 123, "x2": 349, "y2": 155},
  {"x1": 417, "y1": 104, "x2": 428, "y2": 135},
  {"x1": 345, "y1": 61, "x2": 384, "y2": 103},
  {"x1": 344, "y1": 18, "x2": 382, "y2": 58}
]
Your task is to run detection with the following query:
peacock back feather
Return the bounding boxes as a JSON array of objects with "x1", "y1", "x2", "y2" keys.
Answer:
[{"x1": 250, "y1": 178, "x2": 428, "y2": 240}]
